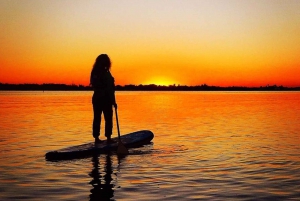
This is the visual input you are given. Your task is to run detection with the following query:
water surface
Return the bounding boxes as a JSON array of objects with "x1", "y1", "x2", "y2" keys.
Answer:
[{"x1": 0, "y1": 91, "x2": 299, "y2": 200}]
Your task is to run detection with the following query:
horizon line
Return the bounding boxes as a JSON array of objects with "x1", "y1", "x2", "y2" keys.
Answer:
[{"x1": 1, "y1": 82, "x2": 300, "y2": 89}]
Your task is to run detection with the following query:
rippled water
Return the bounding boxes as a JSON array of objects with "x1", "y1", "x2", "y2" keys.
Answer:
[{"x1": 0, "y1": 91, "x2": 299, "y2": 200}]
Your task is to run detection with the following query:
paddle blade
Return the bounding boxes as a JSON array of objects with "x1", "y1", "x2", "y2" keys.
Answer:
[{"x1": 117, "y1": 140, "x2": 129, "y2": 155}]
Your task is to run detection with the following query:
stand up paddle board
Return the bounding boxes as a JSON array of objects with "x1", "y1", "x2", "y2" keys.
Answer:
[{"x1": 45, "y1": 130, "x2": 154, "y2": 161}]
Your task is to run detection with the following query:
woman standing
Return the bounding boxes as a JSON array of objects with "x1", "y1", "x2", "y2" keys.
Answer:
[{"x1": 90, "y1": 54, "x2": 117, "y2": 144}]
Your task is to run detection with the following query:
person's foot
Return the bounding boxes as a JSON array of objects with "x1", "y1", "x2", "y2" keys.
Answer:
[
  {"x1": 94, "y1": 138, "x2": 102, "y2": 144},
  {"x1": 107, "y1": 138, "x2": 116, "y2": 144}
]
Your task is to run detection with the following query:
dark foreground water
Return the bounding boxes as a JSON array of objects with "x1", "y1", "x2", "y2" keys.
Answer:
[{"x1": 0, "y1": 91, "x2": 299, "y2": 200}]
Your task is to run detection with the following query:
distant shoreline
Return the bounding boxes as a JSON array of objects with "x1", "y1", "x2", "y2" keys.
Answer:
[{"x1": 0, "y1": 83, "x2": 299, "y2": 91}]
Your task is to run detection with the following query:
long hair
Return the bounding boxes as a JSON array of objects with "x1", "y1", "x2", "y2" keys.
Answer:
[
  {"x1": 91, "y1": 54, "x2": 111, "y2": 74},
  {"x1": 90, "y1": 54, "x2": 111, "y2": 85}
]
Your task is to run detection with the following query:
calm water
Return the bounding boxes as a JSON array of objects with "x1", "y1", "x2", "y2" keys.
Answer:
[{"x1": 0, "y1": 91, "x2": 299, "y2": 200}]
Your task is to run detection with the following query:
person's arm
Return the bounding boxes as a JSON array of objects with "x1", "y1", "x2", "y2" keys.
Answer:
[
  {"x1": 104, "y1": 71, "x2": 117, "y2": 107},
  {"x1": 111, "y1": 77, "x2": 117, "y2": 109}
]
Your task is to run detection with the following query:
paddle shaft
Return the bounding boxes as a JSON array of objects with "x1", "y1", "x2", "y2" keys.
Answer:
[
  {"x1": 115, "y1": 108, "x2": 121, "y2": 141},
  {"x1": 114, "y1": 107, "x2": 129, "y2": 154}
]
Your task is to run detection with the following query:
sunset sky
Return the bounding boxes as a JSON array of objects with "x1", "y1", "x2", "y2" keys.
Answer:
[{"x1": 1, "y1": 0, "x2": 300, "y2": 87}]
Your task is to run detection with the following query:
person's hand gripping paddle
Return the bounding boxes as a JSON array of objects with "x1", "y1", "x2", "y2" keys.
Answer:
[{"x1": 114, "y1": 106, "x2": 129, "y2": 155}]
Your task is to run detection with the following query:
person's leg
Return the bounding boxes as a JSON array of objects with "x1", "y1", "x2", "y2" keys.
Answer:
[
  {"x1": 103, "y1": 104, "x2": 113, "y2": 139},
  {"x1": 92, "y1": 99, "x2": 102, "y2": 140}
]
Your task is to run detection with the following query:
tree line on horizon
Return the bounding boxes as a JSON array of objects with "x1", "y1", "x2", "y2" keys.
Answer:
[{"x1": 0, "y1": 83, "x2": 299, "y2": 91}]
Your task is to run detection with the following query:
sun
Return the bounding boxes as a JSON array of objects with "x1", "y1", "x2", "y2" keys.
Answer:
[{"x1": 143, "y1": 77, "x2": 176, "y2": 86}]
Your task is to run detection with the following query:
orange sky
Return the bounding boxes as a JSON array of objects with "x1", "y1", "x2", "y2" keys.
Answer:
[{"x1": 1, "y1": 0, "x2": 300, "y2": 87}]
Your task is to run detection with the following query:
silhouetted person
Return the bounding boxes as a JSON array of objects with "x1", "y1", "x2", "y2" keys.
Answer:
[{"x1": 90, "y1": 54, "x2": 117, "y2": 144}]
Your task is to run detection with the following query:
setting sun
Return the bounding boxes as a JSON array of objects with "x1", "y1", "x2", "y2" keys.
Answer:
[{"x1": 143, "y1": 77, "x2": 177, "y2": 86}]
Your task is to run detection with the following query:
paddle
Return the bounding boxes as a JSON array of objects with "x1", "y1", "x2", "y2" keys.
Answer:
[{"x1": 115, "y1": 107, "x2": 129, "y2": 155}]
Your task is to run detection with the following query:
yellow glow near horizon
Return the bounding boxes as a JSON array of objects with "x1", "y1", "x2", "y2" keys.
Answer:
[{"x1": 143, "y1": 77, "x2": 177, "y2": 86}]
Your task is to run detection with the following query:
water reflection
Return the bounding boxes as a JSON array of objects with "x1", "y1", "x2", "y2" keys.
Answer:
[
  {"x1": 89, "y1": 154, "x2": 126, "y2": 201},
  {"x1": 1, "y1": 91, "x2": 300, "y2": 200}
]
